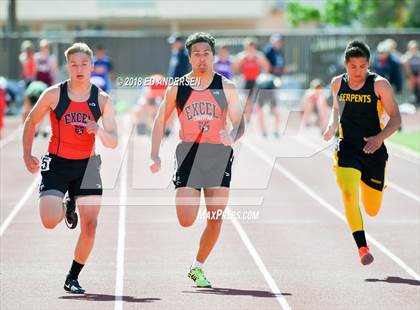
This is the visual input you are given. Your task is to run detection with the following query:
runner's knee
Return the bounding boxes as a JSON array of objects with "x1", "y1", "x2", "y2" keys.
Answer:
[
  {"x1": 361, "y1": 181, "x2": 383, "y2": 217},
  {"x1": 39, "y1": 196, "x2": 64, "y2": 229},
  {"x1": 207, "y1": 217, "x2": 223, "y2": 227},
  {"x1": 40, "y1": 216, "x2": 61, "y2": 229},
  {"x1": 176, "y1": 204, "x2": 199, "y2": 227},
  {"x1": 365, "y1": 205, "x2": 380, "y2": 217},
  {"x1": 178, "y1": 216, "x2": 195, "y2": 227},
  {"x1": 81, "y1": 219, "x2": 97, "y2": 237}
]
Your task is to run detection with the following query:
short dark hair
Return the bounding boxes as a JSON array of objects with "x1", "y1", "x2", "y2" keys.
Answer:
[
  {"x1": 185, "y1": 32, "x2": 216, "y2": 56},
  {"x1": 344, "y1": 40, "x2": 370, "y2": 62}
]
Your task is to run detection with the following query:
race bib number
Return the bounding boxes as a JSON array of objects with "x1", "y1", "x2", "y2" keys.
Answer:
[{"x1": 40, "y1": 155, "x2": 52, "y2": 171}]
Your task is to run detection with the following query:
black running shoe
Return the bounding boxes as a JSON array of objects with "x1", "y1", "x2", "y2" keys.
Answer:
[
  {"x1": 63, "y1": 196, "x2": 78, "y2": 229},
  {"x1": 64, "y1": 277, "x2": 85, "y2": 294}
]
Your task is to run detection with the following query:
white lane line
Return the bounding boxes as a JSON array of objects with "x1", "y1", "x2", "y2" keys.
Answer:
[
  {"x1": 229, "y1": 210, "x2": 292, "y2": 310},
  {"x1": 296, "y1": 137, "x2": 420, "y2": 204},
  {"x1": 0, "y1": 176, "x2": 39, "y2": 237},
  {"x1": 243, "y1": 139, "x2": 420, "y2": 281},
  {"x1": 386, "y1": 141, "x2": 420, "y2": 165},
  {"x1": 389, "y1": 150, "x2": 419, "y2": 166},
  {"x1": 114, "y1": 121, "x2": 130, "y2": 310},
  {"x1": 386, "y1": 181, "x2": 420, "y2": 203},
  {"x1": 0, "y1": 125, "x2": 22, "y2": 149}
]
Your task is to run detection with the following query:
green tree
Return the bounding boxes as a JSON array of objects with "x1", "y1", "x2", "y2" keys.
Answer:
[
  {"x1": 405, "y1": 0, "x2": 420, "y2": 28},
  {"x1": 324, "y1": 0, "x2": 356, "y2": 26},
  {"x1": 287, "y1": 0, "x2": 418, "y2": 28},
  {"x1": 287, "y1": 1, "x2": 321, "y2": 27},
  {"x1": 353, "y1": 0, "x2": 409, "y2": 28}
]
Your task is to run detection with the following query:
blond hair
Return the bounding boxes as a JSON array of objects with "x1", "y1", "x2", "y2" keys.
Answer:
[
  {"x1": 64, "y1": 42, "x2": 93, "y2": 62},
  {"x1": 243, "y1": 37, "x2": 257, "y2": 48},
  {"x1": 39, "y1": 39, "x2": 49, "y2": 48}
]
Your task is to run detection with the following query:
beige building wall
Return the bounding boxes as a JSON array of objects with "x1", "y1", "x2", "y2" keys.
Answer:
[{"x1": 1, "y1": 0, "x2": 292, "y2": 33}]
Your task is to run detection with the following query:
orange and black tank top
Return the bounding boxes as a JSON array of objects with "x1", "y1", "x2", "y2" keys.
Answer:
[
  {"x1": 337, "y1": 72, "x2": 384, "y2": 140},
  {"x1": 48, "y1": 81, "x2": 102, "y2": 159},
  {"x1": 176, "y1": 73, "x2": 228, "y2": 144}
]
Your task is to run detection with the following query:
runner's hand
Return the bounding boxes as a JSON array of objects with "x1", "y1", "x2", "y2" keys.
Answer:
[
  {"x1": 323, "y1": 125, "x2": 336, "y2": 141},
  {"x1": 86, "y1": 120, "x2": 100, "y2": 135},
  {"x1": 24, "y1": 155, "x2": 40, "y2": 174},
  {"x1": 150, "y1": 155, "x2": 161, "y2": 173},
  {"x1": 363, "y1": 135, "x2": 383, "y2": 154}
]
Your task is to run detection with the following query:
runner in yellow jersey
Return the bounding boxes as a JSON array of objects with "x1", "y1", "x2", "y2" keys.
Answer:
[{"x1": 323, "y1": 40, "x2": 401, "y2": 265}]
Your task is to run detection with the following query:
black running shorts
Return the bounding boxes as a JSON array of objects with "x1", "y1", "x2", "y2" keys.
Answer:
[
  {"x1": 39, "y1": 154, "x2": 103, "y2": 198},
  {"x1": 334, "y1": 139, "x2": 388, "y2": 191}
]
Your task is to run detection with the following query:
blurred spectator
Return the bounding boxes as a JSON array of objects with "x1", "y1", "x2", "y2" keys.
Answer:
[
  {"x1": 214, "y1": 45, "x2": 233, "y2": 79},
  {"x1": 257, "y1": 33, "x2": 286, "y2": 137},
  {"x1": 19, "y1": 40, "x2": 37, "y2": 87},
  {"x1": 263, "y1": 34, "x2": 286, "y2": 77},
  {"x1": 168, "y1": 34, "x2": 191, "y2": 78},
  {"x1": 234, "y1": 37, "x2": 270, "y2": 126},
  {"x1": 301, "y1": 78, "x2": 329, "y2": 130},
  {"x1": 35, "y1": 39, "x2": 57, "y2": 86},
  {"x1": 372, "y1": 41, "x2": 403, "y2": 94},
  {"x1": 91, "y1": 44, "x2": 114, "y2": 92},
  {"x1": 384, "y1": 38, "x2": 402, "y2": 62},
  {"x1": 401, "y1": 40, "x2": 420, "y2": 106},
  {"x1": 166, "y1": 33, "x2": 190, "y2": 137}
]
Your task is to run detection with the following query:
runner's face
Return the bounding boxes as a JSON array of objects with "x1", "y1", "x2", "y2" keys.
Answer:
[
  {"x1": 67, "y1": 52, "x2": 93, "y2": 83},
  {"x1": 345, "y1": 57, "x2": 369, "y2": 83},
  {"x1": 190, "y1": 42, "x2": 214, "y2": 74}
]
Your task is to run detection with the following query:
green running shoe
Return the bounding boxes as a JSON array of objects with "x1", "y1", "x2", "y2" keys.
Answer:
[{"x1": 187, "y1": 267, "x2": 212, "y2": 288}]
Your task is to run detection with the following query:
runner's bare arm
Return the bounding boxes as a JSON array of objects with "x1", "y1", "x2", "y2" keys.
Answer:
[
  {"x1": 22, "y1": 98, "x2": 32, "y2": 122},
  {"x1": 323, "y1": 76, "x2": 341, "y2": 141},
  {"x1": 375, "y1": 78, "x2": 401, "y2": 139},
  {"x1": 363, "y1": 78, "x2": 401, "y2": 154},
  {"x1": 150, "y1": 85, "x2": 177, "y2": 171},
  {"x1": 222, "y1": 78, "x2": 245, "y2": 144},
  {"x1": 90, "y1": 93, "x2": 118, "y2": 149},
  {"x1": 22, "y1": 86, "x2": 58, "y2": 173}
]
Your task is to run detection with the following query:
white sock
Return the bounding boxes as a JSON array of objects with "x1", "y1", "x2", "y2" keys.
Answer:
[{"x1": 191, "y1": 258, "x2": 204, "y2": 270}]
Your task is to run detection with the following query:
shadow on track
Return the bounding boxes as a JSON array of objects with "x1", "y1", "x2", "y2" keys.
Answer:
[
  {"x1": 59, "y1": 293, "x2": 161, "y2": 302},
  {"x1": 182, "y1": 287, "x2": 292, "y2": 297},
  {"x1": 365, "y1": 276, "x2": 420, "y2": 286}
]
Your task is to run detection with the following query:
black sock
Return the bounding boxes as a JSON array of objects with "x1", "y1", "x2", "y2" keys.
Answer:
[
  {"x1": 67, "y1": 260, "x2": 84, "y2": 280},
  {"x1": 352, "y1": 230, "x2": 367, "y2": 249}
]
